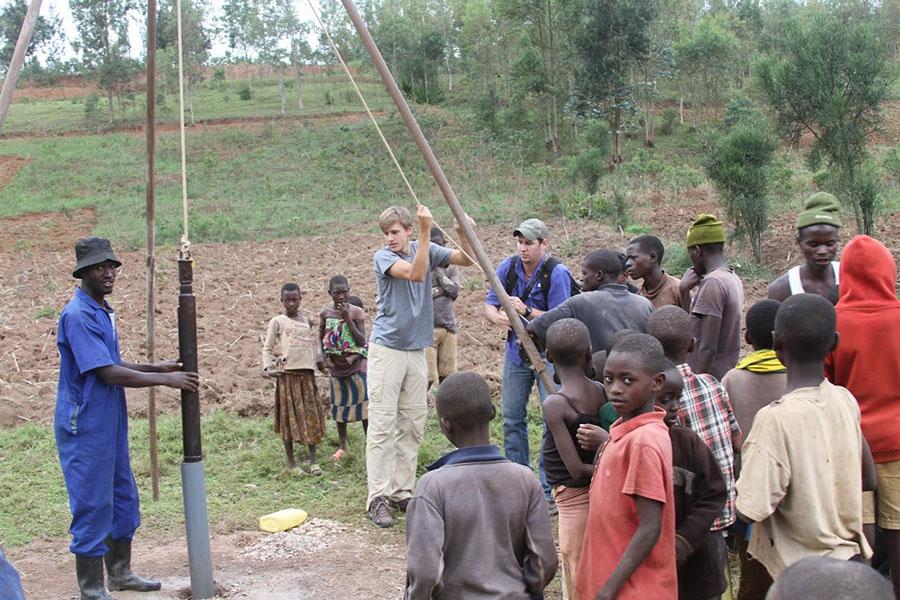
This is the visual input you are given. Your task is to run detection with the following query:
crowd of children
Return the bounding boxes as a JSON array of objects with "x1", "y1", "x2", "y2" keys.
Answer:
[
  {"x1": 396, "y1": 191, "x2": 897, "y2": 600},
  {"x1": 251, "y1": 191, "x2": 897, "y2": 600}
]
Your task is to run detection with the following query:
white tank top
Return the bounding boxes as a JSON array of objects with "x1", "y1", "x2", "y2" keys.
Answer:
[{"x1": 788, "y1": 261, "x2": 840, "y2": 295}]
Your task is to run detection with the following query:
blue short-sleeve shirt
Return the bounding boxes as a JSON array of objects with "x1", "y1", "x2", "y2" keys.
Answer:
[
  {"x1": 485, "y1": 255, "x2": 573, "y2": 365},
  {"x1": 370, "y1": 241, "x2": 454, "y2": 351},
  {"x1": 55, "y1": 287, "x2": 124, "y2": 435}
]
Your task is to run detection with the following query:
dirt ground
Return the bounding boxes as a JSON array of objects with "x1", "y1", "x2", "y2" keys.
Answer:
[{"x1": 6, "y1": 518, "x2": 406, "y2": 599}]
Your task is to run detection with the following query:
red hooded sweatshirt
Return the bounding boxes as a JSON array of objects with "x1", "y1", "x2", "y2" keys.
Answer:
[{"x1": 825, "y1": 235, "x2": 900, "y2": 463}]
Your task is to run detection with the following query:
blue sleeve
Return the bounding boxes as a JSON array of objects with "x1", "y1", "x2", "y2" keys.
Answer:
[
  {"x1": 429, "y1": 242, "x2": 453, "y2": 269},
  {"x1": 374, "y1": 247, "x2": 402, "y2": 277},
  {"x1": 547, "y1": 264, "x2": 573, "y2": 309},
  {"x1": 486, "y1": 257, "x2": 512, "y2": 307},
  {"x1": 63, "y1": 311, "x2": 115, "y2": 375}
]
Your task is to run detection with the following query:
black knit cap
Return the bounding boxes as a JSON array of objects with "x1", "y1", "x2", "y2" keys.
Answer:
[{"x1": 72, "y1": 237, "x2": 121, "y2": 278}]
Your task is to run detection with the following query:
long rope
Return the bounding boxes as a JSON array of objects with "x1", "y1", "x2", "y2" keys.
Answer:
[
  {"x1": 305, "y1": 0, "x2": 480, "y2": 271},
  {"x1": 175, "y1": 0, "x2": 190, "y2": 258}
]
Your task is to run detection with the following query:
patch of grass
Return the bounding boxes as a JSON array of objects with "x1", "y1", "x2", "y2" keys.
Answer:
[
  {"x1": 0, "y1": 113, "x2": 548, "y2": 248},
  {"x1": 34, "y1": 306, "x2": 56, "y2": 320},
  {"x1": 2, "y1": 77, "x2": 393, "y2": 136},
  {"x1": 0, "y1": 402, "x2": 548, "y2": 547}
]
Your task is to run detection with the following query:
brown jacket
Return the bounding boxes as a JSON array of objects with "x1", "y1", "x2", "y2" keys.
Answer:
[{"x1": 405, "y1": 445, "x2": 558, "y2": 599}]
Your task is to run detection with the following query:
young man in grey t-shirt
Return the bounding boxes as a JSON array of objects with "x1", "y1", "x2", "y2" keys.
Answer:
[{"x1": 366, "y1": 204, "x2": 474, "y2": 528}]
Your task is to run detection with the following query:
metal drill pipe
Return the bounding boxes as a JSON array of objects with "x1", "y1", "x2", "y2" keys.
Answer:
[
  {"x1": 338, "y1": 0, "x2": 554, "y2": 392},
  {"x1": 177, "y1": 258, "x2": 202, "y2": 462},
  {"x1": 145, "y1": 0, "x2": 160, "y2": 501}
]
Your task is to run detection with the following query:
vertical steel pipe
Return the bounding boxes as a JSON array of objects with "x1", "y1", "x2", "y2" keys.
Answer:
[{"x1": 177, "y1": 257, "x2": 214, "y2": 599}]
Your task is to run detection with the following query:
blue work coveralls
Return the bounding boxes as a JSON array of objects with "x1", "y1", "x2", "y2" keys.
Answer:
[
  {"x1": 55, "y1": 287, "x2": 140, "y2": 557},
  {"x1": 0, "y1": 546, "x2": 25, "y2": 600}
]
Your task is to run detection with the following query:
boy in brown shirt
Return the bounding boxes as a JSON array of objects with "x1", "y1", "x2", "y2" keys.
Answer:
[
  {"x1": 680, "y1": 214, "x2": 744, "y2": 380},
  {"x1": 625, "y1": 235, "x2": 685, "y2": 309}
]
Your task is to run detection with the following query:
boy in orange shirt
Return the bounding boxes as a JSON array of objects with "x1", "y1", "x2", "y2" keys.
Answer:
[{"x1": 575, "y1": 333, "x2": 676, "y2": 600}]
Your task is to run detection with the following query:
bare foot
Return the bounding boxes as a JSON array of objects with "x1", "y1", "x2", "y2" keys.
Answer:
[{"x1": 331, "y1": 448, "x2": 347, "y2": 462}]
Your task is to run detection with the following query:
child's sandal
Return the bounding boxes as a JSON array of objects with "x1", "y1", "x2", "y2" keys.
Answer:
[{"x1": 308, "y1": 463, "x2": 323, "y2": 476}]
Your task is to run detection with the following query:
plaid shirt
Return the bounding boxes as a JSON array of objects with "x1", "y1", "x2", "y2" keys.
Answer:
[{"x1": 677, "y1": 363, "x2": 742, "y2": 530}]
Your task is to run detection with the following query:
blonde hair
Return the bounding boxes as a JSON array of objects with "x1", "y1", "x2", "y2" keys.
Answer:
[{"x1": 379, "y1": 205, "x2": 412, "y2": 232}]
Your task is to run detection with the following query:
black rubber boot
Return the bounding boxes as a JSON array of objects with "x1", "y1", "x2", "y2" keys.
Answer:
[
  {"x1": 104, "y1": 538, "x2": 162, "y2": 592},
  {"x1": 75, "y1": 555, "x2": 115, "y2": 600}
]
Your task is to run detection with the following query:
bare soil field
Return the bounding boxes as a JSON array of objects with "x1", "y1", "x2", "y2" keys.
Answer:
[{"x1": 2, "y1": 198, "x2": 898, "y2": 428}]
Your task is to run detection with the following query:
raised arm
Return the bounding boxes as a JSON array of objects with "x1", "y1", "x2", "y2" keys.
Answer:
[{"x1": 387, "y1": 206, "x2": 434, "y2": 282}]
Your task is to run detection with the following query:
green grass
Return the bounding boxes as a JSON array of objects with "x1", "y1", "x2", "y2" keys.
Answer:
[
  {"x1": 0, "y1": 110, "x2": 549, "y2": 248},
  {"x1": 0, "y1": 403, "x2": 548, "y2": 548},
  {"x1": 3, "y1": 77, "x2": 392, "y2": 136}
]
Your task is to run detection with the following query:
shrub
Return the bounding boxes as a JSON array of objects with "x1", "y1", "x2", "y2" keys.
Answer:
[
  {"x1": 238, "y1": 83, "x2": 252, "y2": 101},
  {"x1": 659, "y1": 108, "x2": 678, "y2": 135},
  {"x1": 705, "y1": 121, "x2": 777, "y2": 262},
  {"x1": 83, "y1": 93, "x2": 103, "y2": 130},
  {"x1": 569, "y1": 149, "x2": 606, "y2": 195}
]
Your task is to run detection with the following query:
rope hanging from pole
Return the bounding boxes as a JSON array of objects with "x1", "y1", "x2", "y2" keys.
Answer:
[
  {"x1": 175, "y1": 0, "x2": 191, "y2": 259},
  {"x1": 305, "y1": 0, "x2": 481, "y2": 272}
]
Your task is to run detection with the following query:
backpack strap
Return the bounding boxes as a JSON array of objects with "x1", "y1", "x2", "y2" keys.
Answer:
[{"x1": 503, "y1": 256, "x2": 520, "y2": 297}]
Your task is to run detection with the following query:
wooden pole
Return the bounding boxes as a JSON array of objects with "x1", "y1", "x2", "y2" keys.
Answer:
[
  {"x1": 338, "y1": 0, "x2": 554, "y2": 392},
  {"x1": 146, "y1": 0, "x2": 160, "y2": 500},
  {"x1": 0, "y1": 0, "x2": 42, "y2": 132}
]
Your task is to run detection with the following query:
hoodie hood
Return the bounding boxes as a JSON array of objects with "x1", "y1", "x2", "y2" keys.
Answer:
[{"x1": 837, "y1": 235, "x2": 899, "y2": 310}]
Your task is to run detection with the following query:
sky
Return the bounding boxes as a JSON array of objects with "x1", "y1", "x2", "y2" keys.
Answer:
[{"x1": 23, "y1": 0, "x2": 321, "y2": 62}]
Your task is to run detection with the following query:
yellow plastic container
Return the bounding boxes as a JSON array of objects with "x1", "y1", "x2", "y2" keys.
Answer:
[{"x1": 259, "y1": 508, "x2": 308, "y2": 533}]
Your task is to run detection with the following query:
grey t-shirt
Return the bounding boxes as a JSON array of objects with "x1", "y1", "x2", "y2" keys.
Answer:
[
  {"x1": 370, "y1": 241, "x2": 453, "y2": 350},
  {"x1": 529, "y1": 284, "x2": 654, "y2": 354}
]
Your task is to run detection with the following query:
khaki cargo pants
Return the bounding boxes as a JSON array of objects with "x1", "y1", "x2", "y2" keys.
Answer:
[{"x1": 365, "y1": 342, "x2": 428, "y2": 510}]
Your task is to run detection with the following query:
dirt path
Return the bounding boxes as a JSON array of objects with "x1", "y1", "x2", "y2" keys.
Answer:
[{"x1": 7, "y1": 518, "x2": 406, "y2": 599}]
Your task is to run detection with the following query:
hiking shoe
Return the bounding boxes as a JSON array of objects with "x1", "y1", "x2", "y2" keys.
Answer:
[
  {"x1": 391, "y1": 498, "x2": 411, "y2": 513},
  {"x1": 368, "y1": 496, "x2": 395, "y2": 528}
]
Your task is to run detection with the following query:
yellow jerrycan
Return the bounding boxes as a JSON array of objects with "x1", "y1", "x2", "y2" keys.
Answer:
[{"x1": 259, "y1": 508, "x2": 308, "y2": 533}]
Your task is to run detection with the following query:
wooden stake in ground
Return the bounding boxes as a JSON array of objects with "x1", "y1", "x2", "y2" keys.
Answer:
[
  {"x1": 146, "y1": 0, "x2": 160, "y2": 500},
  {"x1": 338, "y1": 0, "x2": 554, "y2": 393},
  {"x1": 0, "y1": 0, "x2": 43, "y2": 132}
]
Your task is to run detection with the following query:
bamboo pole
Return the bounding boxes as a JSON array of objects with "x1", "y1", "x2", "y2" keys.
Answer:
[
  {"x1": 0, "y1": 0, "x2": 42, "y2": 132},
  {"x1": 338, "y1": 0, "x2": 554, "y2": 392},
  {"x1": 146, "y1": 0, "x2": 159, "y2": 500}
]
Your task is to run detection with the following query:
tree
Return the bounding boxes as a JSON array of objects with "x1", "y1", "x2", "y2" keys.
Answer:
[
  {"x1": 70, "y1": 0, "x2": 138, "y2": 123},
  {"x1": 257, "y1": 0, "x2": 299, "y2": 115},
  {"x1": 289, "y1": 23, "x2": 313, "y2": 110},
  {"x1": 569, "y1": 0, "x2": 658, "y2": 162},
  {"x1": 157, "y1": 0, "x2": 211, "y2": 124},
  {"x1": 704, "y1": 107, "x2": 776, "y2": 262},
  {"x1": 220, "y1": 0, "x2": 261, "y2": 84},
  {"x1": 675, "y1": 16, "x2": 739, "y2": 127},
  {"x1": 755, "y1": 5, "x2": 893, "y2": 234},
  {"x1": 0, "y1": 0, "x2": 61, "y2": 75}
]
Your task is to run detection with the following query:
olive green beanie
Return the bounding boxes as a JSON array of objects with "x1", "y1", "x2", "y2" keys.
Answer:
[
  {"x1": 686, "y1": 214, "x2": 726, "y2": 247},
  {"x1": 796, "y1": 192, "x2": 842, "y2": 229}
]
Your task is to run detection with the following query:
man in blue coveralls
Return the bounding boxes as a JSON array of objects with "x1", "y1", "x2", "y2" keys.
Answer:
[
  {"x1": 56, "y1": 237, "x2": 199, "y2": 600},
  {"x1": 484, "y1": 219, "x2": 573, "y2": 510}
]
